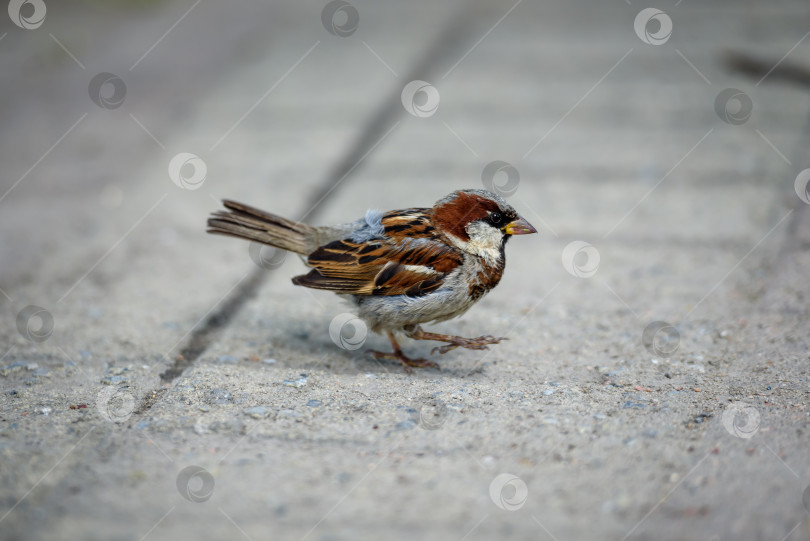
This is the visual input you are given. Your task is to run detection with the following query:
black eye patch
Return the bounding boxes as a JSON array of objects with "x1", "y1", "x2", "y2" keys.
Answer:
[{"x1": 489, "y1": 212, "x2": 503, "y2": 226}]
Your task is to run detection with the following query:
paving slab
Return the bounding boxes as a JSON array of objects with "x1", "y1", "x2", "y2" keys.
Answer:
[{"x1": 1, "y1": 1, "x2": 809, "y2": 541}]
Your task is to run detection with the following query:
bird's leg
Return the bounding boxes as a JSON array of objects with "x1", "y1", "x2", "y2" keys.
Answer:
[
  {"x1": 405, "y1": 325, "x2": 507, "y2": 355},
  {"x1": 367, "y1": 331, "x2": 439, "y2": 371}
]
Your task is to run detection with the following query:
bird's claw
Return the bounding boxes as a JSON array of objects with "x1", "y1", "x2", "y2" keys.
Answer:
[{"x1": 431, "y1": 335, "x2": 508, "y2": 355}]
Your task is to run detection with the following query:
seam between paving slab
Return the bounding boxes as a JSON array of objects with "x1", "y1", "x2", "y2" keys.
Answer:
[{"x1": 725, "y1": 50, "x2": 810, "y2": 255}]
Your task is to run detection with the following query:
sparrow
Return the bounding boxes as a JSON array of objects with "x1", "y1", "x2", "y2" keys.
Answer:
[{"x1": 207, "y1": 189, "x2": 537, "y2": 370}]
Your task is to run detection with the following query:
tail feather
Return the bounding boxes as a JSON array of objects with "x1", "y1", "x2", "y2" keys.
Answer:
[{"x1": 207, "y1": 200, "x2": 314, "y2": 255}]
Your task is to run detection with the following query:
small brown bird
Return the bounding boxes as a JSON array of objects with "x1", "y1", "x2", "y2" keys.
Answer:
[{"x1": 207, "y1": 189, "x2": 537, "y2": 369}]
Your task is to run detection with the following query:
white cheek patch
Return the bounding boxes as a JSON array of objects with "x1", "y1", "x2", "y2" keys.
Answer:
[
  {"x1": 464, "y1": 221, "x2": 503, "y2": 264},
  {"x1": 442, "y1": 231, "x2": 469, "y2": 252}
]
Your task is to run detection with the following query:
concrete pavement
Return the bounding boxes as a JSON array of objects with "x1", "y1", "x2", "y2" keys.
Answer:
[{"x1": 1, "y1": 1, "x2": 809, "y2": 540}]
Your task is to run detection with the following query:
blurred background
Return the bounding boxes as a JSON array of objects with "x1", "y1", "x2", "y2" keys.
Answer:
[{"x1": 1, "y1": 1, "x2": 809, "y2": 540}]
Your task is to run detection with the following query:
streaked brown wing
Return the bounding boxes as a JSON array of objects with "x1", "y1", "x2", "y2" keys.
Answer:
[
  {"x1": 379, "y1": 208, "x2": 435, "y2": 239},
  {"x1": 292, "y1": 209, "x2": 462, "y2": 296}
]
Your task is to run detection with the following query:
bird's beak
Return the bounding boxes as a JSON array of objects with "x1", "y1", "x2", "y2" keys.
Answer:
[{"x1": 504, "y1": 216, "x2": 537, "y2": 235}]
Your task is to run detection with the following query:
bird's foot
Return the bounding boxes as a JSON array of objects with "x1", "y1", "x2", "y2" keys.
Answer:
[
  {"x1": 429, "y1": 334, "x2": 507, "y2": 355},
  {"x1": 403, "y1": 325, "x2": 507, "y2": 355},
  {"x1": 366, "y1": 349, "x2": 439, "y2": 372}
]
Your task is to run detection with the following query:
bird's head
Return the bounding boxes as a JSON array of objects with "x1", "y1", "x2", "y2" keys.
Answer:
[{"x1": 430, "y1": 189, "x2": 537, "y2": 264}]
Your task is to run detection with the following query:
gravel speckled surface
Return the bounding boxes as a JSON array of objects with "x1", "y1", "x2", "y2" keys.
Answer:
[{"x1": 1, "y1": 1, "x2": 809, "y2": 540}]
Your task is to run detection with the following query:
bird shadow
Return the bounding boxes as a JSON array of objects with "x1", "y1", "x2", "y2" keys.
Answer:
[{"x1": 262, "y1": 317, "x2": 492, "y2": 379}]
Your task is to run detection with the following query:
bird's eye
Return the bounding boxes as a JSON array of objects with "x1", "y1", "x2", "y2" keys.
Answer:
[{"x1": 490, "y1": 212, "x2": 503, "y2": 225}]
